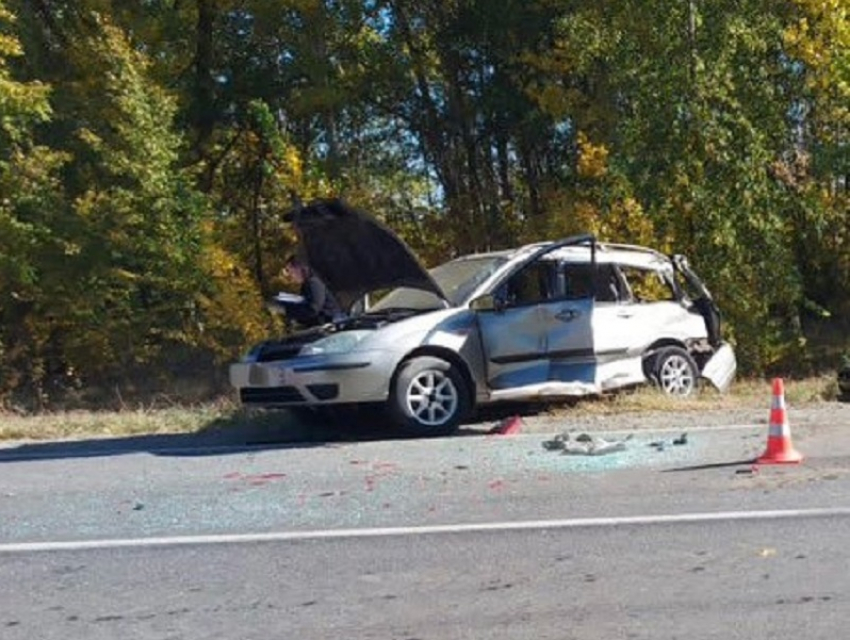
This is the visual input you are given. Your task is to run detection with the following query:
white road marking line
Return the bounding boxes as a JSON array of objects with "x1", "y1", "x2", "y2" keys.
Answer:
[{"x1": 3, "y1": 507, "x2": 850, "y2": 553}]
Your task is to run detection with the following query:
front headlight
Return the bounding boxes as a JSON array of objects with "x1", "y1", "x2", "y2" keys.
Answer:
[{"x1": 299, "y1": 330, "x2": 372, "y2": 356}]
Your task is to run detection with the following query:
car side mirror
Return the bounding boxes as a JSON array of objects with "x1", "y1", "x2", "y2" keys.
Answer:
[{"x1": 470, "y1": 293, "x2": 498, "y2": 312}]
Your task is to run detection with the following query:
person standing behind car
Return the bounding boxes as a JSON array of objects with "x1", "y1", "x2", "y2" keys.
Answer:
[{"x1": 282, "y1": 255, "x2": 342, "y2": 327}]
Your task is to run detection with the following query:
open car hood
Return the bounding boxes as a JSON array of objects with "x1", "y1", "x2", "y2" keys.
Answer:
[{"x1": 284, "y1": 199, "x2": 446, "y2": 310}]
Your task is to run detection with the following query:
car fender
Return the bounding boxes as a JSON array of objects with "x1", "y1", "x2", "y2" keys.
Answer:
[{"x1": 346, "y1": 308, "x2": 483, "y2": 401}]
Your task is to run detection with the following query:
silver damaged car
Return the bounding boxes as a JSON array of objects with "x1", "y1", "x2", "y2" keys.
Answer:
[{"x1": 230, "y1": 200, "x2": 737, "y2": 435}]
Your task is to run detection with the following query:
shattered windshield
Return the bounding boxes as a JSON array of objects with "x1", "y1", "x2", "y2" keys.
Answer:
[{"x1": 369, "y1": 255, "x2": 508, "y2": 311}]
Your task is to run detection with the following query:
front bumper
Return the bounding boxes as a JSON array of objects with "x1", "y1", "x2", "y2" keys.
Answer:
[{"x1": 230, "y1": 350, "x2": 398, "y2": 406}]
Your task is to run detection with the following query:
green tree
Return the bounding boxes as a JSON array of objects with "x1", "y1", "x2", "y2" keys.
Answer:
[
  {"x1": 52, "y1": 15, "x2": 242, "y2": 396},
  {"x1": 783, "y1": 0, "x2": 850, "y2": 330},
  {"x1": 4, "y1": 0, "x2": 850, "y2": 404},
  {"x1": 2, "y1": 7, "x2": 228, "y2": 405},
  {"x1": 521, "y1": 0, "x2": 846, "y2": 371},
  {"x1": 0, "y1": 0, "x2": 68, "y2": 405}
]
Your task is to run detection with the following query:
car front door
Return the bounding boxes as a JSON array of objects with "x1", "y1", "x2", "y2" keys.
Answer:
[
  {"x1": 476, "y1": 260, "x2": 555, "y2": 390},
  {"x1": 476, "y1": 236, "x2": 599, "y2": 394}
]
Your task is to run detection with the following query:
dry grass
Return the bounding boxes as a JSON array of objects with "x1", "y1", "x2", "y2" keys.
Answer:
[
  {"x1": 0, "y1": 399, "x2": 237, "y2": 443},
  {"x1": 0, "y1": 375, "x2": 841, "y2": 443},
  {"x1": 572, "y1": 374, "x2": 841, "y2": 416}
]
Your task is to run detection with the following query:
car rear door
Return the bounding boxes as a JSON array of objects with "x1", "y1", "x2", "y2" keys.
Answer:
[
  {"x1": 541, "y1": 261, "x2": 595, "y2": 385},
  {"x1": 591, "y1": 262, "x2": 704, "y2": 359}
]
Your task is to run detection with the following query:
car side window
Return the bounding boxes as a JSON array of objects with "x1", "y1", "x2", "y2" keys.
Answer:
[
  {"x1": 619, "y1": 265, "x2": 677, "y2": 302},
  {"x1": 502, "y1": 261, "x2": 556, "y2": 307},
  {"x1": 593, "y1": 264, "x2": 625, "y2": 302},
  {"x1": 561, "y1": 263, "x2": 595, "y2": 300},
  {"x1": 556, "y1": 262, "x2": 624, "y2": 302}
]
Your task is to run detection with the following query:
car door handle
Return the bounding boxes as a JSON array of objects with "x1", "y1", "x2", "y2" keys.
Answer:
[
  {"x1": 555, "y1": 309, "x2": 580, "y2": 322},
  {"x1": 617, "y1": 310, "x2": 634, "y2": 318}
]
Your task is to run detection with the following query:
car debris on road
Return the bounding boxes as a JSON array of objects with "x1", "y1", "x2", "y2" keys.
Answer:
[
  {"x1": 543, "y1": 432, "x2": 634, "y2": 456},
  {"x1": 649, "y1": 433, "x2": 690, "y2": 451}
]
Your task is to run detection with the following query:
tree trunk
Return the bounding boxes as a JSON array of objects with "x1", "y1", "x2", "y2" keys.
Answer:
[{"x1": 194, "y1": 0, "x2": 217, "y2": 188}]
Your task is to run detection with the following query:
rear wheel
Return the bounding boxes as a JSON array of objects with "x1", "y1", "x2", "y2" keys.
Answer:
[
  {"x1": 649, "y1": 346, "x2": 698, "y2": 397},
  {"x1": 389, "y1": 356, "x2": 469, "y2": 437}
]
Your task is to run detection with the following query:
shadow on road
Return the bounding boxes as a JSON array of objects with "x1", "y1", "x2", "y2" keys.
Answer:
[
  {"x1": 662, "y1": 459, "x2": 756, "y2": 472},
  {"x1": 0, "y1": 402, "x2": 546, "y2": 463}
]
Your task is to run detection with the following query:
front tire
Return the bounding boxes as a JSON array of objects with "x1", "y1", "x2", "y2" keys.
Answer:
[
  {"x1": 389, "y1": 356, "x2": 469, "y2": 437},
  {"x1": 649, "y1": 346, "x2": 699, "y2": 397}
]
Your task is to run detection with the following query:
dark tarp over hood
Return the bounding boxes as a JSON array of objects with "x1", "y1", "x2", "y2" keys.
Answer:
[{"x1": 284, "y1": 199, "x2": 446, "y2": 310}]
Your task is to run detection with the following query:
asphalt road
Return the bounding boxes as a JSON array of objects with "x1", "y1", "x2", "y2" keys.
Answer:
[{"x1": 2, "y1": 415, "x2": 850, "y2": 639}]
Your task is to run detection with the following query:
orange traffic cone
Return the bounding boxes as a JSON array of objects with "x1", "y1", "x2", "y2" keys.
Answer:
[{"x1": 756, "y1": 378, "x2": 803, "y2": 465}]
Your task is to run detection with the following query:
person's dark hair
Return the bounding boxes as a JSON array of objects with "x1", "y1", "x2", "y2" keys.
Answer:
[{"x1": 285, "y1": 254, "x2": 310, "y2": 275}]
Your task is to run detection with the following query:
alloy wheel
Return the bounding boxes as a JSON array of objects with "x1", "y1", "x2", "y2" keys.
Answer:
[
  {"x1": 403, "y1": 369, "x2": 460, "y2": 427},
  {"x1": 658, "y1": 353, "x2": 696, "y2": 396}
]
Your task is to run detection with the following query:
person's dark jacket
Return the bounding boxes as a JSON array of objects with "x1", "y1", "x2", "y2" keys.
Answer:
[{"x1": 287, "y1": 275, "x2": 342, "y2": 327}]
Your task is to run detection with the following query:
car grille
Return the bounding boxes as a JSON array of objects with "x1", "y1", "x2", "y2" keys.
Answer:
[{"x1": 240, "y1": 386, "x2": 305, "y2": 404}]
